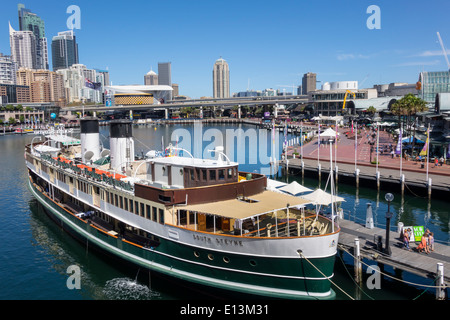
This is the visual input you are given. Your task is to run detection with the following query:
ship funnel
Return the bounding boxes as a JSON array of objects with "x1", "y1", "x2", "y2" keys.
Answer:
[
  {"x1": 80, "y1": 117, "x2": 101, "y2": 163},
  {"x1": 109, "y1": 120, "x2": 135, "y2": 173}
]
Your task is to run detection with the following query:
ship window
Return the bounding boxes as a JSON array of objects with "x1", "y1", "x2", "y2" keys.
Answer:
[
  {"x1": 194, "y1": 251, "x2": 200, "y2": 258},
  {"x1": 152, "y1": 207, "x2": 157, "y2": 221},
  {"x1": 249, "y1": 260, "x2": 257, "y2": 267},
  {"x1": 119, "y1": 196, "x2": 123, "y2": 209},
  {"x1": 124, "y1": 197, "x2": 128, "y2": 211},
  {"x1": 228, "y1": 168, "x2": 232, "y2": 179},
  {"x1": 209, "y1": 169, "x2": 216, "y2": 181},
  {"x1": 146, "y1": 205, "x2": 151, "y2": 219},
  {"x1": 134, "y1": 201, "x2": 139, "y2": 214},
  {"x1": 223, "y1": 257, "x2": 230, "y2": 263},
  {"x1": 159, "y1": 209, "x2": 164, "y2": 224},
  {"x1": 129, "y1": 199, "x2": 133, "y2": 212},
  {"x1": 115, "y1": 195, "x2": 118, "y2": 207},
  {"x1": 140, "y1": 203, "x2": 145, "y2": 217},
  {"x1": 202, "y1": 169, "x2": 207, "y2": 181},
  {"x1": 218, "y1": 169, "x2": 225, "y2": 180},
  {"x1": 208, "y1": 254, "x2": 214, "y2": 261}
]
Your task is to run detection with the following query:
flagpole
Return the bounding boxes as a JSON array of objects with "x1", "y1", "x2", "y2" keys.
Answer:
[
  {"x1": 426, "y1": 123, "x2": 430, "y2": 182},
  {"x1": 355, "y1": 121, "x2": 357, "y2": 172},
  {"x1": 400, "y1": 123, "x2": 402, "y2": 178}
]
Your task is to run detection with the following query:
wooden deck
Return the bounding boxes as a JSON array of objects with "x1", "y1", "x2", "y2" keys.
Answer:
[{"x1": 337, "y1": 218, "x2": 450, "y2": 287}]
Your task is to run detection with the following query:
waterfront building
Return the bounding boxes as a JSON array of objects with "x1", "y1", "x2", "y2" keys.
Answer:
[
  {"x1": 213, "y1": 57, "x2": 230, "y2": 99},
  {"x1": 51, "y1": 31, "x2": 79, "y2": 71},
  {"x1": 302, "y1": 72, "x2": 316, "y2": 95},
  {"x1": 9, "y1": 22, "x2": 37, "y2": 69},
  {"x1": 17, "y1": 4, "x2": 48, "y2": 70},
  {"x1": 418, "y1": 71, "x2": 450, "y2": 106},
  {"x1": 311, "y1": 85, "x2": 377, "y2": 116},
  {"x1": 106, "y1": 84, "x2": 173, "y2": 106},
  {"x1": 16, "y1": 68, "x2": 65, "y2": 105},
  {"x1": 0, "y1": 53, "x2": 18, "y2": 85},
  {"x1": 144, "y1": 69, "x2": 158, "y2": 85}
]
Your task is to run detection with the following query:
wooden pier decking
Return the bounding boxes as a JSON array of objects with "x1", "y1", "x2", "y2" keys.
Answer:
[{"x1": 337, "y1": 218, "x2": 450, "y2": 288}]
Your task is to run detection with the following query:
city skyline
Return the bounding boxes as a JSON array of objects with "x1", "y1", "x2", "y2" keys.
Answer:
[{"x1": 0, "y1": 0, "x2": 449, "y2": 99}]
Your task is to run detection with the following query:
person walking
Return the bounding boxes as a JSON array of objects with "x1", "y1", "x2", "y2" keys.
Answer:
[
  {"x1": 428, "y1": 232, "x2": 434, "y2": 252},
  {"x1": 403, "y1": 229, "x2": 411, "y2": 251}
]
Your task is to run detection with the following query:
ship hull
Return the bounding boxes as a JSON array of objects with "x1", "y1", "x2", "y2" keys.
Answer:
[{"x1": 27, "y1": 177, "x2": 338, "y2": 300}]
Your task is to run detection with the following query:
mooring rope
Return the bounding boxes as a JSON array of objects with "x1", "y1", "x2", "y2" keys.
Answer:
[
  {"x1": 298, "y1": 251, "x2": 355, "y2": 300},
  {"x1": 338, "y1": 244, "x2": 442, "y2": 289}
]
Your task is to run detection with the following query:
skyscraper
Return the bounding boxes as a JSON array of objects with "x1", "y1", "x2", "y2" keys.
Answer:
[
  {"x1": 213, "y1": 57, "x2": 230, "y2": 98},
  {"x1": 9, "y1": 22, "x2": 37, "y2": 69},
  {"x1": 302, "y1": 72, "x2": 316, "y2": 95},
  {"x1": 158, "y1": 62, "x2": 171, "y2": 99},
  {"x1": 52, "y1": 31, "x2": 79, "y2": 71},
  {"x1": 144, "y1": 69, "x2": 158, "y2": 85},
  {"x1": 17, "y1": 3, "x2": 48, "y2": 70}
]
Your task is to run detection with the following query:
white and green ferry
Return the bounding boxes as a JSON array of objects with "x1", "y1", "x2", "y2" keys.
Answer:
[{"x1": 25, "y1": 117, "x2": 340, "y2": 299}]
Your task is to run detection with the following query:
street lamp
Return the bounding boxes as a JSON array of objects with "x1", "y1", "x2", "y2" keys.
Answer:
[{"x1": 384, "y1": 193, "x2": 394, "y2": 256}]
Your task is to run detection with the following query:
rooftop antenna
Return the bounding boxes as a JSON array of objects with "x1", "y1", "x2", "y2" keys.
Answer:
[{"x1": 437, "y1": 32, "x2": 450, "y2": 71}]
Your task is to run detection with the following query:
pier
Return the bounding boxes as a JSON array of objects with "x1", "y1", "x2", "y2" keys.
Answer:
[{"x1": 337, "y1": 218, "x2": 449, "y2": 299}]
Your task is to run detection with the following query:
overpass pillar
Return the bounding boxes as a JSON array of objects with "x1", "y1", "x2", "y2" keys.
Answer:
[
  {"x1": 238, "y1": 105, "x2": 241, "y2": 119},
  {"x1": 165, "y1": 108, "x2": 169, "y2": 119}
]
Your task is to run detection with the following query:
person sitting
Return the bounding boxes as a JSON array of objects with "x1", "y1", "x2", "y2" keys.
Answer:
[{"x1": 417, "y1": 234, "x2": 430, "y2": 254}]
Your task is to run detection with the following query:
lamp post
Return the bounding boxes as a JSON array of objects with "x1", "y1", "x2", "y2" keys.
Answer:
[{"x1": 384, "y1": 193, "x2": 394, "y2": 256}]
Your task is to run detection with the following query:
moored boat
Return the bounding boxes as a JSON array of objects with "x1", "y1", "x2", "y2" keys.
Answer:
[{"x1": 25, "y1": 117, "x2": 340, "y2": 299}]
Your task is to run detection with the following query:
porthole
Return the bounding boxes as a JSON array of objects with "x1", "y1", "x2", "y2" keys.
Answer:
[
  {"x1": 223, "y1": 256, "x2": 230, "y2": 263},
  {"x1": 249, "y1": 260, "x2": 257, "y2": 267},
  {"x1": 193, "y1": 251, "x2": 200, "y2": 258},
  {"x1": 208, "y1": 254, "x2": 214, "y2": 261}
]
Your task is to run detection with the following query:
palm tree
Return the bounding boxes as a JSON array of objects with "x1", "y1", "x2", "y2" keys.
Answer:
[{"x1": 392, "y1": 94, "x2": 427, "y2": 153}]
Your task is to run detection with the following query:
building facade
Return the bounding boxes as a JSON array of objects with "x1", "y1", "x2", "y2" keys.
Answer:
[
  {"x1": 51, "y1": 31, "x2": 79, "y2": 71},
  {"x1": 9, "y1": 23, "x2": 37, "y2": 69},
  {"x1": 213, "y1": 57, "x2": 230, "y2": 99},
  {"x1": 17, "y1": 3, "x2": 48, "y2": 70},
  {"x1": 418, "y1": 71, "x2": 450, "y2": 106},
  {"x1": 144, "y1": 69, "x2": 158, "y2": 85},
  {"x1": 302, "y1": 72, "x2": 316, "y2": 95},
  {"x1": 0, "y1": 84, "x2": 30, "y2": 104},
  {"x1": 0, "y1": 54, "x2": 17, "y2": 85},
  {"x1": 57, "y1": 64, "x2": 105, "y2": 104},
  {"x1": 16, "y1": 68, "x2": 65, "y2": 105}
]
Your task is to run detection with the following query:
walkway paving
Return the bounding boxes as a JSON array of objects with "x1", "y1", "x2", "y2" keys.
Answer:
[{"x1": 284, "y1": 125, "x2": 450, "y2": 189}]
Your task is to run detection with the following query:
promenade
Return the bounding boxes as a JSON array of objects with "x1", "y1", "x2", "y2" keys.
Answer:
[{"x1": 283, "y1": 125, "x2": 450, "y2": 193}]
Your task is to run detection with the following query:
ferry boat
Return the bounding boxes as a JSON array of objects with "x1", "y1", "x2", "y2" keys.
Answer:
[{"x1": 25, "y1": 117, "x2": 340, "y2": 300}]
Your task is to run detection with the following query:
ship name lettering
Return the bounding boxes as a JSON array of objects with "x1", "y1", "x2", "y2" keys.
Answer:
[{"x1": 216, "y1": 238, "x2": 243, "y2": 246}]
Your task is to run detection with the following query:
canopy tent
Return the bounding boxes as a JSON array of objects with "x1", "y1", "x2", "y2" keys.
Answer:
[
  {"x1": 300, "y1": 188, "x2": 345, "y2": 206},
  {"x1": 279, "y1": 181, "x2": 312, "y2": 196},
  {"x1": 178, "y1": 190, "x2": 311, "y2": 220},
  {"x1": 320, "y1": 127, "x2": 340, "y2": 138},
  {"x1": 402, "y1": 136, "x2": 425, "y2": 144}
]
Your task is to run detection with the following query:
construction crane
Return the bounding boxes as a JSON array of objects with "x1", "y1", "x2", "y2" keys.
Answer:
[
  {"x1": 342, "y1": 90, "x2": 356, "y2": 110},
  {"x1": 437, "y1": 32, "x2": 450, "y2": 71}
]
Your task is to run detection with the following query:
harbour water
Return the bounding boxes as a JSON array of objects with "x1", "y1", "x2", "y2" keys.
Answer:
[{"x1": 0, "y1": 122, "x2": 448, "y2": 300}]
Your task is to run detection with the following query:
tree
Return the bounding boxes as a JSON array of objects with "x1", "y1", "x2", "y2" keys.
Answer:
[
  {"x1": 392, "y1": 94, "x2": 427, "y2": 153},
  {"x1": 366, "y1": 106, "x2": 377, "y2": 115}
]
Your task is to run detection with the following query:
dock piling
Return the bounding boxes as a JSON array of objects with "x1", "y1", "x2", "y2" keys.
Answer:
[
  {"x1": 354, "y1": 238, "x2": 362, "y2": 284},
  {"x1": 365, "y1": 203, "x2": 374, "y2": 229},
  {"x1": 436, "y1": 263, "x2": 446, "y2": 300}
]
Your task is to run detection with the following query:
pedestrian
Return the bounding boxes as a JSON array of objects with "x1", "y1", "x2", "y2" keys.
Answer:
[
  {"x1": 403, "y1": 229, "x2": 411, "y2": 251},
  {"x1": 417, "y1": 234, "x2": 430, "y2": 254},
  {"x1": 429, "y1": 232, "x2": 434, "y2": 252},
  {"x1": 439, "y1": 156, "x2": 444, "y2": 166},
  {"x1": 435, "y1": 157, "x2": 438, "y2": 167}
]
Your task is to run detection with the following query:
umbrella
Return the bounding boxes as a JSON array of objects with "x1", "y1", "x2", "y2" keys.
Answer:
[
  {"x1": 300, "y1": 188, "x2": 345, "y2": 206},
  {"x1": 266, "y1": 179, "x2": 287, "y2": 190},
  {"x1": 279, "y1": 181, "x2": 312, "y2": 196}
]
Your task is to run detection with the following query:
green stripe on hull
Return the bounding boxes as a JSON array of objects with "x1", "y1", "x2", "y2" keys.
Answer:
[{"x1": 28, "y1": 179, "x2": 337, "y2": 300}]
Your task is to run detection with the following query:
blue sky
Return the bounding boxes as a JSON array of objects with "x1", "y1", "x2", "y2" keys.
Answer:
[{"x1": 1, "y1": 0, "x2": 450, "y2": 98}]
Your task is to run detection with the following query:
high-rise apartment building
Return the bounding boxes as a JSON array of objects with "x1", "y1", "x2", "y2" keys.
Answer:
[
  {"x1": 144, "y1": 69, "x2": 158, "y2": 85},
  {"x1": 302, "y1": 72, "x2": 316, "y2": 95},
  {"x1": 16, "y1": 68, "x2": 65, "y2": 105},
  {"x1": 52, "y1": 31, "x2": 79, "y2": 71},
  {"x1": 0, "y1": 53, "x2": 18, "y2": 84},
  {"x1": 17, "y1": 4, "x2": 48, "y2": 70},
  {"x1": 9, "y1": 22, "x2": 37, "y2": 69},
  {"x1": 213, "y1": 57, "x2": 230, "y2": 98}
]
